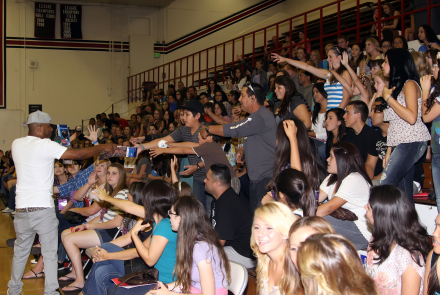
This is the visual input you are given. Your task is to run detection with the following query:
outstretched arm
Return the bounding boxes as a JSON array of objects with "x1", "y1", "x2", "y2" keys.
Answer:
[
  {"x1": 283, "y1": 121, "x2": 301, "y2": 171},
  {"x1": 92, "y1": 186, "x2": 145, "y2": 218},
  {"x1": 149, "y1": 147, "x2": 195, "y2": 158},
  {"x1": 272, "y1": 53, "x2": 329, "y2": 79}
]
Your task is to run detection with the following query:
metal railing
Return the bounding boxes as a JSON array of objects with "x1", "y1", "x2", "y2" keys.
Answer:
[{"x1": 127, "y1": 0, "x2": 440, "y2": 103}]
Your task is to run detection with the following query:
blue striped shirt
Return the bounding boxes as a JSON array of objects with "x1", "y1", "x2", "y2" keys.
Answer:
[{"x1": 324, "y1": 72, "x2": 344, "y2": 110}]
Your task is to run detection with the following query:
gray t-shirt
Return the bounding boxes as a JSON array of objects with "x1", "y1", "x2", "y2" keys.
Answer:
[
  {"x1": 170, "y1": 123, "x2": 205, "y2": 182},
  {"x1": 136, "y1": 157, "x2": 152, "y2": 177},
  {"x1": 299, "y1": 83, "x2": 314, "y2": 111},
  {"x1": 223, "y1": 106, "x2": 276, "y2": 181}
]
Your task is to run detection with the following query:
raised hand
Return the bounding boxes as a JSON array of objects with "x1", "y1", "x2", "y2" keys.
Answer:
[
  {"x1": 85, "y1": 125, "x2": 98, "y2": 143},
  {"x1": 149, "y1": 148, "x2": 165, "y2": 158},
  {"x1": 420, "y1": 75, "x2": 432, "y2": 94},
  {"x1": 271, "y1": 53, "x2": 285, "y2": 63},
  {"x1": 170, "y1": 155, "x2": 178, "y2": 172},
  {"x1": 382, "y1": 86, "x2": 396, "y2": 101},
  {"x1": 92, "y1": 185, "x2": 111, "y2": 202},
  {"x1": 70, "y1": 133, "x2": 77, "y2": 142},
  {"x1": 131, "y1": 219, "x2": 151, "y2": 235},
  {"x1": 283, "y1": 120, "x2": 298, "y2": 140},
  {"x1": 341, "y1": 51, "x2": 349, "y2": 67},
  {"x1": 87, "y1": 172, "x2": 98, "y2": 186},
  {"x1": 236, "y1": 148, "x2": 245, "y2": 164}
]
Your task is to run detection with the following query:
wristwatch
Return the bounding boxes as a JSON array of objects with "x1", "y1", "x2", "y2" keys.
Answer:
[{"x1": 196, "y1": 163, "x2": 201, "y2": 170}]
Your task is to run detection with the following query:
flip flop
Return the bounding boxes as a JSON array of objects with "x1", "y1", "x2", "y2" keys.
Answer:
[
  {"x1": 62, "y1": 286, "x2": 83, "y2": 293},
  {"x1": 59, "y1": 275, "x2": 76, "y2": 281},
  {"x1": 23, "y1": 269, "x2": 44, "y2": 279}
]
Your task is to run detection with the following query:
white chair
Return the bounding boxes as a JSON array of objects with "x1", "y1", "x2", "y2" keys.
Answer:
[{"x1": 227, "y1": 261, "x2": 248, "y2": 295}]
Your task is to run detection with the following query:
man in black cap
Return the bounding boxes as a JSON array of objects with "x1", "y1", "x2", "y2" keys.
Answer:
[{"x1": 131, "y1": 100, "x2": 209, "y2": 210}]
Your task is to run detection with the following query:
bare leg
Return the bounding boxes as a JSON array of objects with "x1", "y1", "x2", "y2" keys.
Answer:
[
  {"x1": 62, "y1": 229, "x2": 100, "y2": 291},
  {"x1": 23, "y1": 256, "x2": 44, "y2": 278}
]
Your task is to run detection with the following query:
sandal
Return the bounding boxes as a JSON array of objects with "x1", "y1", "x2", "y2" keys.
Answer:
[
  {"x1": 62, "y1": 286, "x2": 83, "y2": 292},
  {"x1": 23, "y1": 269, "x2": 44, "y2": 279},
  {"x1": 59, "y1": 275, "x2": 76, "y2": 281}
]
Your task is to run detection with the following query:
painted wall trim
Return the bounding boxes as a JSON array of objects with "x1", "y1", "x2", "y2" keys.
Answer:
[
  {"x1": 154, "y1": 0, "x2": 285, "y2": 54},
  {"x1": 6, "y1": 37, "x2": 130, "y2": 52}
]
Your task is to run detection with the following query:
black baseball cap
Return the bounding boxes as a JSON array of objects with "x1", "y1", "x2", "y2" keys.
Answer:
[{"x1": 180, "y1": 99, "x2": 204, "y2": 114}]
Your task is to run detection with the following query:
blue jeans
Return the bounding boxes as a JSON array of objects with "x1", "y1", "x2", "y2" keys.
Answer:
[
  {"x1": 1, "y1": 173, "x2": 13, "y2": 195},
  {"x1": 432, "y1": 153, "x2": 440, "y2": 212},
  {"x1": 193, "y1": 179, "x2": 213, "y2": 216},
  {"x1": 8, "y1": 185, "x2": 16, "y2": 210},
  {"x1": 83, "y1": 243, "x2": 125, "y2": 295},
  {"x1": 380, "y1": 141, "x2": 427, "y2": 201}
]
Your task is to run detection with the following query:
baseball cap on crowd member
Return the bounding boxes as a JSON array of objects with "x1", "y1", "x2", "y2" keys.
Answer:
[
  {"x1": 20, "y1": 111, "x2": 52, "y2": 126},
  {"x1": 75, "y1": 126, "x2": 82, "y2": 132},
  {"x1": 181, "y1": 99, "x2": 204, "y2": 115}
]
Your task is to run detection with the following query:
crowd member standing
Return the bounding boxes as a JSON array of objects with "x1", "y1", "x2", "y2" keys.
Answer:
[
  {"x1": 272, "y1": 46, "x2": 352, "y2": 110},
  {"x1": 380, "y1": 49, "x2": 430, "y2": 200},
  {"x1": 7, "y1": 111, "x2": 113, "y2": 295},
  {"x1": 207, "y1": 82, "x2": 276, "y2": 211}
]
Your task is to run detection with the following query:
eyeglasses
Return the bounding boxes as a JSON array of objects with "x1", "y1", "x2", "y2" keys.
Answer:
[
  {"x1": 245, "y1": 81, "x2": 254, "y2": 93},
  {"x1": 382, "y1": 44, "x2": 392, "y2": 48},
  {"x1": 167, "y1": 210, "x2": 177, "y2": 217}
]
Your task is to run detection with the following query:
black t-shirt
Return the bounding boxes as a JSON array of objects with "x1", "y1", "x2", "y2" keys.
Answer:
[
  {"x1": 211, "y1": 187, "x2": 253, "y2": 258},
  {"x1": 341, "y1": 124, "x2": 379, "y2": 163},
  {"x1": 373, "y1": 131, "x2": 387, "y2": 177}
]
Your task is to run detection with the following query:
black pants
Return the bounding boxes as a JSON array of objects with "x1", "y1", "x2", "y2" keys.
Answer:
[{"x1": 249, "y1": 177, "x2": 271, "y2": 214}]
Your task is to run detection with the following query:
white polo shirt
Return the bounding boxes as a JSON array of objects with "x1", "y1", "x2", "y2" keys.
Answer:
[{"x1": 12, "y1": 136, "x2": 67, "y2": 208}]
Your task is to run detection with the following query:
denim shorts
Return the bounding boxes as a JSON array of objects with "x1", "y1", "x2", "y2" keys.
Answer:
[{"x1": 94, "y1": 228, "x2": 117, "y2": 244}]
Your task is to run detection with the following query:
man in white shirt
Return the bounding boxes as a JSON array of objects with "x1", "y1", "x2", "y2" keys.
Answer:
[{"x1": 8, "y1": 111, "x2": 114, "y2": 295}]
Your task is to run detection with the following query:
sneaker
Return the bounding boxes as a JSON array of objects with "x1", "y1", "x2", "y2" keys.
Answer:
[
  {"x1": 11, "y1": 211, "x2": 16, "y2": 215},
  {"x1": 2, "y1": 207, "x2": 13, "y2": 213},
  {"x1": 30, "y1": 259, "x2": 38, "y2": 264}
]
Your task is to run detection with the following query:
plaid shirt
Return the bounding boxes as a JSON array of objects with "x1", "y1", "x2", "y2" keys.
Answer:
[{"x1": 57, "y1": 164, "x2": 95, "y2": 208}]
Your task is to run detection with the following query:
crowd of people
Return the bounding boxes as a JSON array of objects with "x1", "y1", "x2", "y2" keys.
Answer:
[{"x1": 3, "y1": 5, "x2": 440, "y2": 294}]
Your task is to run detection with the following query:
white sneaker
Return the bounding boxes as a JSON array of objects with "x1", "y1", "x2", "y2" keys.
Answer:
[
  {"x1": 2, "y1": 207, "x2": 13, "y2": 213},
  {"x1": 11, "y1": 211, "x2": 16, "y2": 215}
]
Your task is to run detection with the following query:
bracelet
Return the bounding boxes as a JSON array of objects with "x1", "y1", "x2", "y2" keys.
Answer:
[
  {"x1": 92, "y1": 140, "x2": 98, "y2": 145},
  {"x1": 140, "y1": 144, "x2": 146, "y2": 151},
  {"x1": 386, "y1": 95, "x2": 392, "y2": 102}
]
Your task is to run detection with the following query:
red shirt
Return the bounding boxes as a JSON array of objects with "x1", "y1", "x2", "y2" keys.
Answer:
[{"x1": 118, "y1": 118, "x2": 129, "y2": 128}]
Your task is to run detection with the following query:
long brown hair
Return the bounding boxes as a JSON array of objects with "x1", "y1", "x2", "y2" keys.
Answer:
[
  {"x1": 173, "y1": 196, "x2": 230, "y2": 293},
  {"x1": 107, "y1": 162, "x2": 127, "y2": 197},
  {"x1": 328, "y1": 47, "x2": 348, "y2": 84},
  {"x1": 298, "y1": 234, "x2": 378, "y2": 295},
  {"x1": 428, "y1": 252, "x2": 440, "y2": 295}
]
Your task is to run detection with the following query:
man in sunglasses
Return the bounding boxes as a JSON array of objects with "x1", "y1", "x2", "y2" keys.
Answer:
[{"x1": 205, "y1": 82, "x2": 277, "y2": 212}]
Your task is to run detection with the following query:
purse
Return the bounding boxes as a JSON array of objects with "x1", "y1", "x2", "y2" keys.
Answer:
[
  {"x1": 116, "y1": 268, "x2": 159, "y2": 289},
  {"x1": 63, "y1": 211, "x2": 87, "y2": 224},
  {"x1": 329, "y1": 207, "x2": 358, "y2": 221}
]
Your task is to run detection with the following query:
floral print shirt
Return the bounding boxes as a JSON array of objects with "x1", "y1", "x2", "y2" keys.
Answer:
[{"x1": 366, "y1": 244, "x2": 425, "y2": 295}]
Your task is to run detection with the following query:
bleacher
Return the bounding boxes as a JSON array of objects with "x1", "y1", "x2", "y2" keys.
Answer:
[{"x1": 192, "y1": 0, "x2": 411, "y2": 89}]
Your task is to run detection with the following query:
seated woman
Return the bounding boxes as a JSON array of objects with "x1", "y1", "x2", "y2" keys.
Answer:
[
  {"x1": 324, "y1": 108, "x2": 346, "y2": 160},
  {"x1": 92, "y1": 180, "x2": 177, "y2": 295},
  {"x1": 59, "y1": 163, "x2": 129, "y2": 292},
  {"x1": 316, "y1": 142, "x2": 372, "y2": 250},
  {"x1": 267, "y1": 75, "x2": 311, "y2": 128},
  {"x1": 149, "y1": 196, "x2": 230, "y2": 295},
  {"x1": 423, "y1": 213, "x2": 440, "y2": 294},
  {"x1": 262, "y1": 168, "x2": 316, "y2": 217},
  {"x1": 298, "y1": 234, "x2": 377, "y2": 295},
  {"x1": 365, "y1": 185, "x2": 430, "y2": 295},
  {"x1": 288, "y1": 216, "x2": 335, "y2": 269},
  {"x1": 81, "y1": 182, "x2": 148, "y2": 295},
  {"x1": 251, "y1": 201, "x2": 301, "y2": 295},
  {"x1": 126, "y1": 151, "x2": 151, "y2": 185},
  {"x1": 267, "y1": 119, "x2": 325, "y2": 195},
  {"x1": 204, "y1": 101, "x2": 232, "y2": 124}
]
